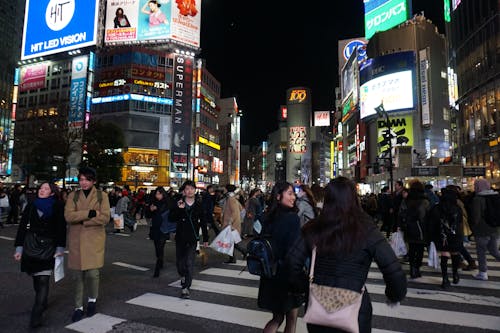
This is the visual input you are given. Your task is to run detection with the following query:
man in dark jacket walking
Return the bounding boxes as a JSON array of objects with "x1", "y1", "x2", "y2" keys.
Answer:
[{"x1": 169, "y1": 180, "x2": 208, "y2": 299}]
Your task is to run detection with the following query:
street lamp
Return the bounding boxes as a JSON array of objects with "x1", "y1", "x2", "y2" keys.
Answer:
[{"x1": 375, "y1": 103, "x2": 394, "y2": 193}]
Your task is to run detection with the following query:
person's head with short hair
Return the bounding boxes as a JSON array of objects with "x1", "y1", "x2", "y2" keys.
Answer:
[
  {"x1": 206, "y1": 184, "x2": 215, "y2": 195},
  {"x1": 381, "y1": 186, "x2": 389, "y2": 193},
  {"x1": 225, "y1": 184, "x2": 236, "y2": 193},
  {"x1": 180, "y1": 180, "x2": 196, "y2": 199},
  {"x1": 395, "y1": 180, "x2": 404, "y2": 192},
  {"x1": 78, "y1": 166, "x2": 97, "y2": 190}
]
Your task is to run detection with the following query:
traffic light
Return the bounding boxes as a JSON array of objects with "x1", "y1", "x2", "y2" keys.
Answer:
[{"x1": 373, "y1": 162, "x2": 380, "y2": 174}]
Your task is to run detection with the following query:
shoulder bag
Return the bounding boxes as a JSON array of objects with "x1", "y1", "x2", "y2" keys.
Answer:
[
  {"x1": 303, "y1": 247, "x2": 364, "y2": 333},
  {"x1": 23, "y1": 207, "x2": 56, "y2": 261}
]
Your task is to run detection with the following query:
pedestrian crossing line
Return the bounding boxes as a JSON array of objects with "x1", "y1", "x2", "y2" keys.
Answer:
[
  {"x1": 226, "y1": 262, "x2": 500, "y2": 290},
  {"x1": 65, "y1": 313, "x2": 126, "y2": 333},
  {"x1": 0, "y1": 236, "x2": 14, "y2": 241},
  {"x1": 169, "y1": 278, "x2": 500, "y2": 308},
  {"x1": 112, "y1": 233, "x2": 131, "y2": 237},
  {"x1": 167, "y1": 279, "x2": 500, "y2": 331},
  {"x1": 126, "y1": 293, "x2": 395, "y2": 333},
  {"x1": 112, "y1": 262, "x2": 150, "y2": 271},
  {"x1": 371, "y1": 262, "x2": 500, "y2": 276}
]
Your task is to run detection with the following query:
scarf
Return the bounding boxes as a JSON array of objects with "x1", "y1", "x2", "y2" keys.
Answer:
[{"x1": 34, "y1": 196, "x2": 55, "y2": 219}]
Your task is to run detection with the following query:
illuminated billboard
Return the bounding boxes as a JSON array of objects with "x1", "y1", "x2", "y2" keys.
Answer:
[
  {"x1": 359, "y1": 51, "x2": 415, "y2": 119},
  {"x1": 337, "y1": 38, "x2": 367, "y2": 73},
  {"x1": 19, "y1": 64, "x2": 48, "y2": 92},
  {"x1": 289, "y1": 126, "x2": 307, "y2": 154},
  {"x1": 360, "y1": 71, "x2": 414, "y2": 119},
  {"x1": 104, "y1": 0, "x2": 201, "y2": 48},
  {"x1": 21, "y1": 0, "x2": 98, "y2": 60},
  {"x1": 377, "y1": 115, "x2": 413, "y2": 157},
  {"x1": 364, "y1": 0, "x2": 409, "y2": 39}
]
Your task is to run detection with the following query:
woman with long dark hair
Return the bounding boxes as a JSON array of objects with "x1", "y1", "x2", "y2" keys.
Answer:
[
  {"x1": 287, "y1": 177, "x2": 407, "y2": 332},
  {"x1": 13, "y1": 182, "x2": 66, "y2": 328},
  {"x1": 149, "y1": 186, "x2": 171, "y2": 278},
  {"x1": 258, "y1": 181, "x2": 302, "y2": 333}
]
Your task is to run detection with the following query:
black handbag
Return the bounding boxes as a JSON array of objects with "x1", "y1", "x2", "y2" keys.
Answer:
[
  {"x1": 23, "y1": 207, "x2": 56, "y2": 261},
  {"x1": 23, "y1": 232, "x2": 55, "y2": 261}
]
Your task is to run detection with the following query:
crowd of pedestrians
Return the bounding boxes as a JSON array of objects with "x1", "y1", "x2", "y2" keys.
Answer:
[{"x1": 7, "y1": 168, "x2": 500, "y2": 331}]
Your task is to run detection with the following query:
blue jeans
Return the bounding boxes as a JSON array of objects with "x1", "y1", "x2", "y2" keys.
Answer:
[{"x1": 475, "y1": 235, "x2": 500, "y2": 272}]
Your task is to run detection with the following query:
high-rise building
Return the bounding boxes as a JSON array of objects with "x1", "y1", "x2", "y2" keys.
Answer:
[
  {"x1": 12, "y1": 0, "x2": 225, "y2": 189},
  {"x1": 363, "y1": 15, "x2": 451, "y2": 190},
  {"x1": 446, "y1": 0, "x2": 500, "y2": 187},
  {"x1": 0, "y1": 0, "x2": 25, "y2": 178}
]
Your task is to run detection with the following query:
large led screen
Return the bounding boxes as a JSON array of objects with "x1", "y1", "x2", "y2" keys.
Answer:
[
  {"x1": 21, "y1": 0, "x2": 98, "y2": 60},
  {"x1": 360, "y1": 70, "x2": 414, "y2": 119},
  {"x1": 364, "y1": 0, "x2": 409, "y2": 39},
  {"x1": 104, "y1": 0, "x2": 201, "y2": 48}
]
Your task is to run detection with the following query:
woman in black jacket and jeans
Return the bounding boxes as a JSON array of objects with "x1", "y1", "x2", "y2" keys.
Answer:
[
  {"x1": 13, "y1": 182, "x2": 66, "y2": 328},
  {"x1": 287, "y1": 177, "x2": 407, "y2": 333}
]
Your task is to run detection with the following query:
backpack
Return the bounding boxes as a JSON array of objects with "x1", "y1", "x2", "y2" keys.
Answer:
[
  {"x1": 73, "y1": 189, "x2": 103, "y2": 206},
  {"x1": 246, "y1": 237, "x2": 278, "y2": 278},
  {"x1": 484, "y1": 194, "x2": 500, "y2": 227}
]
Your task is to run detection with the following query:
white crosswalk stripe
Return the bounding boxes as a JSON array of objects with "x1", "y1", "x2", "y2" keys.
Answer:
[{"x1": 66, "y1": 244, "x2": 500, "y2": 333}]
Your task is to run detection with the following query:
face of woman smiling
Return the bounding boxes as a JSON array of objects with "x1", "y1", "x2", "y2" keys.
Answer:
[{"x1": 279, "y1": 186, "x2": 296, "y2": 208}]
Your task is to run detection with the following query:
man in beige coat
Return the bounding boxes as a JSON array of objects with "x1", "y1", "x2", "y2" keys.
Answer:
[{"x1": 65, "y1": 167, "x2": 110, "y2": 322}]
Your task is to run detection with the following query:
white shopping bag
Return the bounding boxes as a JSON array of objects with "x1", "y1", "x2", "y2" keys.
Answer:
[
  {"x1": 209, "y1": 226, "x2": 235, "y2": 256},
  {"x1": 113, "y1": 214, "x2": 124, "y2": 230},
  {"x1": 390, "y1": 231, "x2": 407, "y2": 257},
  {"x1": 231, "y1": 229, "x2": 242, "y2": 244},
  {"x1": 54, "y1": 256, "x2": 65, "y2": 282},
  {"x1": 427, "y1": 241, "x2": 439, "y2": 270}
]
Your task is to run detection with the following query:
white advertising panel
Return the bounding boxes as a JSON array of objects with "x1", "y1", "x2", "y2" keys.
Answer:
[
  {"x1": 21, "y1": 0, "x2": 98, "y2": 60},
  {"x1": 104, "y1": 0, "x2": 201, "y2": 48},
  {"x1": 314, "y1": 111, "x2": 330, "y2": 127},
  {"x1": 419, "y1": 49, "x2": 431, "y2": 126},
  {"x1": 360, "y1": 70, "x2": 414, "y2": 119}
]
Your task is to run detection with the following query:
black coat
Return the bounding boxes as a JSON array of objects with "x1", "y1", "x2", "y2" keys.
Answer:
[
  {"x1": 14, "y1": 201, "x2": 66, "y2": 274},
  {"x1": 149, "y1": 198, "x2": 170, "y2": 241},
  {"x1": 257, "y1": 206, "x2": 303, "y2": 313},
  {"x1": 169, "y1": 199, "x2": 208, "y2": 245},
  {"x1": 286, "y1": 218, "x2": 407, "y2": 333},
  {"x1": 428, "y1": 203, "x2": 463, "y2": 252}
]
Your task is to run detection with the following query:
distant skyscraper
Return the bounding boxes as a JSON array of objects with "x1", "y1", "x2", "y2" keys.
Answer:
[{"x1": 0, "y1": 0, "x2": 25, "y2": 176}]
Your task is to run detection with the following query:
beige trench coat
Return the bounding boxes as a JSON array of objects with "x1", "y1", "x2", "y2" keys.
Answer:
[
  {"x1": 222, "y1": 195, "x2": 242, "y2": 234},
  {"x1": 65, "y1": 187, "x2": 110, "y2": 270}
]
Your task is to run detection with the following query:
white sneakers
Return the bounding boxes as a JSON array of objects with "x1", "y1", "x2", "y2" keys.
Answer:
[
  {"x1": 473, "y1": 271, "x2": 488, "y2": 281},
  {"x1": 181, "y1": 288, "x2": 190, "y2": 299}
]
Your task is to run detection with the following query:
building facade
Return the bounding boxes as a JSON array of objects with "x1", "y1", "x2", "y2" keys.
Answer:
[{"x1": 446, "y1": 0, "x2": 500, "y2": 188}]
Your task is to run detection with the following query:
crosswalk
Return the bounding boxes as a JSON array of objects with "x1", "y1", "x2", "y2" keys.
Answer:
[{"x1": 66, "y1": 247, "x2": 500, "y2": 333}]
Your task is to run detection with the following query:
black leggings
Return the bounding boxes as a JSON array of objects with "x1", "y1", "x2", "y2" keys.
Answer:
[{"x1": 408, "y1": 243, "x2": 425, "y2": 268}]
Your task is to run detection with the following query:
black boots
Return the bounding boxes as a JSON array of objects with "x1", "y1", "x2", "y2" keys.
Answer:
[
  {"x1": 153, "y1": 258, "x2": 163, "y2": 278},
  {"x1": 451, "y1": 254, "x2": 461, "y2": 284},
  {"x1": 31, "y1": 275, "x2": 50, "y2": 328},
  {"x1": 224, "y1": 256, "x2": 236, "y2": 264},
  {"x1": 440, "y1": 256, "x2": 451, "y2": 289}
]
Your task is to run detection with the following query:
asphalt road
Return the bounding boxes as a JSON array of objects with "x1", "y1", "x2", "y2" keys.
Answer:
[{"x1": 1, "y1": 222, "x2": 499, "y2": 333}]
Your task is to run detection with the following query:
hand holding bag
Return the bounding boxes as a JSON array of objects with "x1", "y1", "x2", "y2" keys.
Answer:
[
  {"x1": 303, "y1": 247, "x2": 364, "y2": 333},
  {"x1": 209, "y1": 226, "x2": 235, "y2": 256}
]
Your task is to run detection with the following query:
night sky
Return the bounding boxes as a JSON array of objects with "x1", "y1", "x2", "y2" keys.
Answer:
[{"x1": 200, "y1": 0, "x2": 444, "y2": 145}]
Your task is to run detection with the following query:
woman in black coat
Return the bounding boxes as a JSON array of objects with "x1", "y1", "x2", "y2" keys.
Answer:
[
  {"x1": 428, "y1": 187, "x2": 463, "y2": 288},
  {"x1": 287, "y1": 177, "x2": 407, "y2": 333},
  {"x1": 13, "y1": 182, "x2": 66, "y2": 328},
  {"x1": 148, "y1": 186, "x2": 172, "y2": 277},
  {"x1": 257, "y1": 181, "x2": 302, "y2": 333}
]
